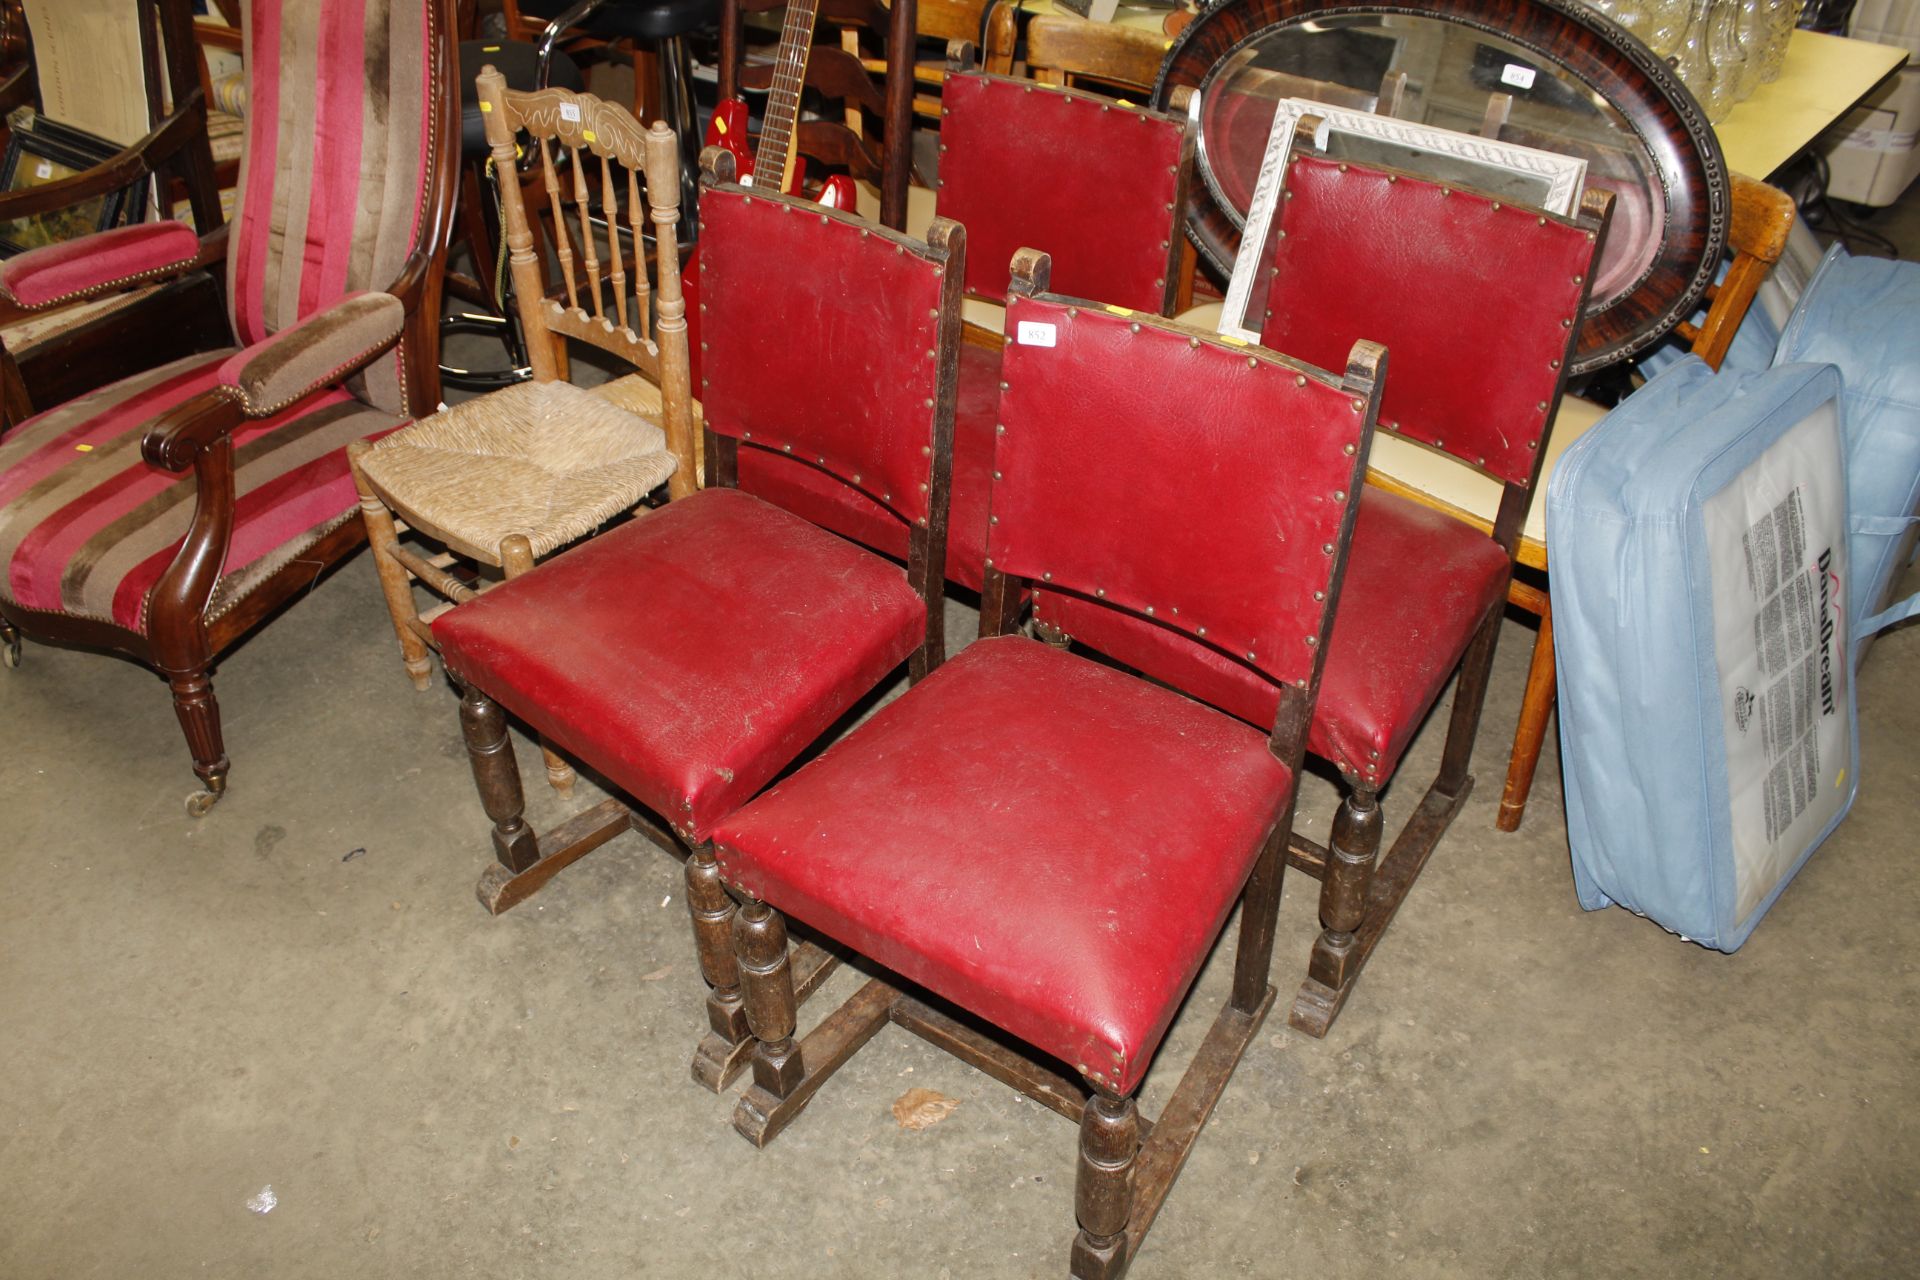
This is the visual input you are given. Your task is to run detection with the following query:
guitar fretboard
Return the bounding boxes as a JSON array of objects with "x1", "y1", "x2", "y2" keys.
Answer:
[{"x1": 751, "y1": 0, "x2": 823, "y2": 193}]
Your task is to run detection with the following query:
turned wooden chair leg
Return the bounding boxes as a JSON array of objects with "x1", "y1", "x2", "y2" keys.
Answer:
[
  {"x1": 349, "y1": 441, "x2": 434, "y2": 691},
  {"x1": 1070, "y1": 1093, "x2": 1140, "y2": 1280},
  {"x1": 1498, "y1": 601, "x2": 1557, "y2": 832},
  {"x1": 499, "y1": 533, "x2": 577, "y2": 798},
  {"x1": 169, "y1": 669, "x2": 231, "y2": 817},
  {"x1": 458, "y1": 680, "x2": 541, "y2": 873},
  {"x1": 686, "y1": 843, "x2": 751, "y2": 1090},
  {"x1": 733, "y1": 898, "x2": 804, "y2": 1101},
  {"x1": 1229, "y1": 827, "x2": 1286, "y2": 1016},
  {"x1": 1306, "y1": 785, "x2": 1381, "y2": 996}
]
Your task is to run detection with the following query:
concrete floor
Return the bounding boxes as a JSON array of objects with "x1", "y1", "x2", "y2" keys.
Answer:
[{"x1": 6, "y1": 214, "x2": 1920, "y2": 1280}]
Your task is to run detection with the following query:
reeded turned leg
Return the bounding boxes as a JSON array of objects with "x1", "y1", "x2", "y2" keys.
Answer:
[
  {"x1": 499, "y1": 533, "x2": 576, "y2": 798},
  {"x1": 733, "y1": 899, "x2": 803, "y2": 1101},
  {"x1": 170, "y1": 669, "x2": 230, "y2": 817},
  {"x1": 1307, "y1": 785, "x2": 1381, "y2": 995},
  {"x1": 458, "y1": 681, "x2": 540, "y2": 873},
  {"x1": 348, "y1": 441, "x2": 433, "y2": 691},
  {"x1": 1070, "y1": 1094, "x2": 1140, "y2": 1280},
  {"x1": 686, "y1": 844, "x2": 750, "y2": 1090}
]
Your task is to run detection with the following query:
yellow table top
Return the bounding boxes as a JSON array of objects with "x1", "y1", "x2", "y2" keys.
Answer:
[{"x1": 1715, "y1": 29, "x2": 1909, "y2": 178}]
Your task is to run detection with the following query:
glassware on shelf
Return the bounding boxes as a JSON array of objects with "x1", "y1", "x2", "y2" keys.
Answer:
[
  {"x1": 1672, "y1": 0, "x2": 1720, "y2": 112},
  {"x1": 1642, "y1": 0, "x2": 1691, "y2": 57},
  {"x1": 1704, "y1": 0, "x2": 1747, "y2": 118}
]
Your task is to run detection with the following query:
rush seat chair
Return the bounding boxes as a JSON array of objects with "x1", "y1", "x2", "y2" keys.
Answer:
[
  {"x1": 735, "y1": 69, "x2": 1191, "y2": 599},
  {"x1": 1040, "y1": 141, "x2": 1612, "y2": 1036},
  {"x1": 0, "y1": 0, "x2": 457, "y2": 814},
  {"x1": 710, "y1": 251, "x2": 1382, "y2": 1277},
  {"x1": 428, "y1": 160, "x2": 962, "y2": 1088},
  {"x1": 349, "y1": 77, "x2": 697, "y2": 812}
]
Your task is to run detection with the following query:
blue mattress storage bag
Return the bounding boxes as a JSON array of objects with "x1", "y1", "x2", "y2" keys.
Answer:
[{"x1": 1551, "y1": 359, "x2": 1875, "y2": 950}]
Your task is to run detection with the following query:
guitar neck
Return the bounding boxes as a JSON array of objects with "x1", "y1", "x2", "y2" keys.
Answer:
[{"x1": 750, "y1": 0, "x2": 823, "y2": 193}]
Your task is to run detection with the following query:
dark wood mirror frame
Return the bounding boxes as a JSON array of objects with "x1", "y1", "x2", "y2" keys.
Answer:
[{"x1": 1155, "y1": 0, "x2": 1730, "y2": 373}]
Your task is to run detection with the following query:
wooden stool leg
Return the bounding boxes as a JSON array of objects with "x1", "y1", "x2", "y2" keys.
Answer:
[
  {"x1": 733, "y1": 899, "x2": 803, "y2": 1100},
  {"x1": 349, "y1": 441, "x2": 433, "y2": 691},
  {"x1": 459, "y1": 681, "x2": 540, "y2": 873},
  {"x1": 1305, "y1": 785, "x2": 1381, "y2": 996},
  {"x1": 1498, "y1": 603, "x2": 1557, "y2": 832},
  {"x1": 1070, "y1": 1093, "x2": 1140, "y2": 1280},
  {"x1": 499, "y1": 534, "x2": 576, "y2": 798},
  {"x1": 686, "y1": 843, "x2": 751, "y2": 1091}
]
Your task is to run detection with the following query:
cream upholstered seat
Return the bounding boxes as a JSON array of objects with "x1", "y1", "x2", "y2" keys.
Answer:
[{"x1": 356, "y1": 380, "x2": 675, "y2": 565}]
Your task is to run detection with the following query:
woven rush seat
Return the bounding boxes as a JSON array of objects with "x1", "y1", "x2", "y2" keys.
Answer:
[
  {"x1": 713, "y1": 635, "x2": 1295, "y2": 1093},
  {"x1": 356, "y1": 379, "x2": 676, "y2": 565}
]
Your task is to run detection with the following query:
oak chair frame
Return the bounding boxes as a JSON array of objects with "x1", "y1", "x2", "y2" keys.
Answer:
[
  {"x1": 1259, "y1": 132, "x2": 1612, "y2": 1035},
  {"x1": 350, "y1": 73, "x2": 701, "y2": 811},
  {"x1": 1479, "y1": 172, "x2": 1797, "y2": 830},
  {"x1": 716, "y1": 251, "x2": 1385, "y2": 1278},
  {"x1": 0, "y1": 0, "x2": 458, "y2": 811},
  {"x1": 452, "y1": 152, "x2": 963, "y2": 1095}
]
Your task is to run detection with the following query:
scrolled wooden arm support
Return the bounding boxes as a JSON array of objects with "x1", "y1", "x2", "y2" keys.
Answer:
[{"x1": 140, "y1": 390, "x2": 249, "y2": 670}]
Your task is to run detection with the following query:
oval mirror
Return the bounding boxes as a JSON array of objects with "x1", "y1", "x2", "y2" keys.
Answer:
[{"x1": 1155, "y1": 0, "x2": 1729, "y2": 373}]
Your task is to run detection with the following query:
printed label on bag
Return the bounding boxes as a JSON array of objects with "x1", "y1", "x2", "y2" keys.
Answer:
[
  {"x1": 1499, "y1": 63, "x2": 1537, "y2": 90},
  {"x1": 1704, "y1": 402, "x2": 1851, "y2": 922},
  {"x1": 560, "y1": 102, "x2": 582, "y2": 122},
  {"x1": 1015, "y1": 321, "x2": 1057, "y2": 347}
]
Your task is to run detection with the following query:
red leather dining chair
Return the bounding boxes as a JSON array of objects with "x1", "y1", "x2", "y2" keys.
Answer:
[
  {"x1": 733, "y1": 68, "x2": 1190, "y2": 599},
  {"x1": 429, "y1": 160, "x2": 963, "y2": 1092},
  {"x1": 1040, "y1": 141, "x2": 1612, "y2": 1037},
  {"x1": 0, "y1": 0, "x2": 456, "y2": 814},
  {"x1": 710, "y1": 251, "x2": 1383, "y2": 1275}
]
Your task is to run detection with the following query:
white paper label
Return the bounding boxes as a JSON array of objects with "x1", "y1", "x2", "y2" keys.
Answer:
[
  {"x1": 1500, "y1": 63, "x2": 1538, "y2": 90},
  {"x1": 33, "y1": 161, "x2": 52, "y2": 180},
  {"x1": 560, "y1": 101, "x2": 581, "y2": 122},
  {"x1": 1703, "y1": 402, "x2": 1851, "y2": 922},
  {"x1": 1015, "y1": 321, "x2": 1057, "y2": 347}
]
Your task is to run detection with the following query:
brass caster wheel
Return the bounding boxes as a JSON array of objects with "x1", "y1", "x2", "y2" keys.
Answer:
[
  {"x1": 1, "y1": 638, "x2": 19, "y2": 669},
  {"x1": 185, "y1": 789, "x2": 222, "y2": 818}
]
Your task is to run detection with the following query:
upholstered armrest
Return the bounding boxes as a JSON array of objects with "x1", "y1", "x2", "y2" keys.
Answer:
[
  {"x1": 214, "y1": 291, "x2": 406, "y2": 415},
  {"x1": 0, "y1": 222, "x2": 203, "y2": 310}
]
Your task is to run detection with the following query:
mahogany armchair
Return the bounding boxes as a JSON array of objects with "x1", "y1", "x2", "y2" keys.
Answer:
[
  {"x1": 428, "y1": 161, "x2": 962, "y2": 1088},
  {"x1": 710, "y1": 252, "x2": 1383, "y2": 1275},
  {"x1": 0, "y1": 0, "x2": 224, "y2": 432},
  {"x1": 1041, "y1": 143, "x2": 1612, "y2": 1036},
  {"x1": 737, "y1": 69, "x2": 1191, "y2": 599},
  {"x1": 0, "y1": 0, "x2": 457, "y2": 813}
]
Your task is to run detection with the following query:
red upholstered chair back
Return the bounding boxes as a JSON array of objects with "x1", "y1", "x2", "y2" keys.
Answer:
[
  {"x1": 1259, "y1": 154, "x2": 1602, "y2": 490},
  {"x1": 229, "y1": 0, "x2": 444, "y2": 417},
  {"x1": 987, "y1": 257, "x2": 1381, "y2": 707},
  {"x1": 936, "y1": 72, "x2": 1189, "y2": 312},
  {"x1": 697, "y1": 182, "x2": 963, "y2": 531}
]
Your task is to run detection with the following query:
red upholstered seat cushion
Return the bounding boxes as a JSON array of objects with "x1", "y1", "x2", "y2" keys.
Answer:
[
  {"x1": 713, "y1": 635, "x2": 1294, "y2": 1095},
  {"x1": 431, "y1": 486, "x2": 927, "y2": 843},
  {"x1": 0, "y1": 222, "x2": 201, "y2": 309},
  {"x1": 1037, "y1": 487, "x2": 1511, "y2": 785},
  {"x1": 737, "y1": 341, "x2": 1002, "y2": 591},
  {"x1": 0, "y1": 351, "x2": 404, "y2": 633}
]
